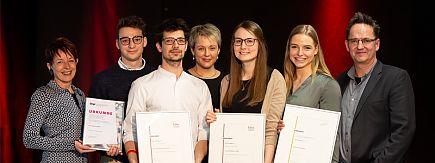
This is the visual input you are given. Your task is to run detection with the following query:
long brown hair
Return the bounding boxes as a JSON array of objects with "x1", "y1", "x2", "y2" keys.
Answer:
[
  {"x1": 222, "y1": 20, "x2": 269, "y2": 107},
  {"x1": 283, "y1": 25, "x2": 332, "y2": 95}
]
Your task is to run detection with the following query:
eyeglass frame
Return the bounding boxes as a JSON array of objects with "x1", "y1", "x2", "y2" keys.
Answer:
[
  {"x1": 162, "y1": 37, "x2": 187, "y2": 45},
  {"x1": 233, "y1": 38, "x2": 257, "y2": 46},
  {"x1": 347, "y1": 38, "x2": 377, "y2": 46},
  {"x1": 118, "y1": 36, "x2": 144, "y2": 46}
]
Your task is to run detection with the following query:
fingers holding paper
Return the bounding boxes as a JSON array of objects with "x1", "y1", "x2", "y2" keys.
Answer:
[
  {"x1": 74, "y1": 140, "x2": 96, "y2": 153},
  {"x1": 206, "y1": 110, "x2": 217, "y2": 125}
]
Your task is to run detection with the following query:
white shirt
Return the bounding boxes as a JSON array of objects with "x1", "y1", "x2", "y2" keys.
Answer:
[
  {"x1": 118, "y1": 57, "x2": 146, "y2": 71},
  {"x1": 123, "y1": 66, "x2": 213, "y2": 146}
]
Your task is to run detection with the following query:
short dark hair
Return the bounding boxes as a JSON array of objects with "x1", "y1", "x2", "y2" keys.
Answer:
[
  {"x1": 45, "y1": 37, "x2": 78, "y2": 64},
  {"x1": 155, "y1": 18, "x2": 190, "y2": 43},
  {"x1": 116, "y1": 15, "x2": 146, "y2": 38},
  {"x1": 346, "y1": 12, "x2": 380, "y2": 39}
]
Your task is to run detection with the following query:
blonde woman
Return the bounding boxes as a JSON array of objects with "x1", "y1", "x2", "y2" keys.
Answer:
[
  {"x1": 281, "y1": 24, "x2": 341, "y2": 163},
  {"x1": 187, "y1": 23, "x2": 225, "y2": 111}
]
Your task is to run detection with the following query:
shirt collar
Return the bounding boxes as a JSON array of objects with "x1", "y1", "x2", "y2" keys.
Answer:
[
  {"x1": 47, "y1": 80, "x2": 83, "y2": 96},
  {"x1": 118, "y1": 57, "x2": 146, "y2": 71},
  {"x1": 156, "y1": 66, "x2": 187, "y2": 80},
  {"x1": 347, "y1": 59, "x2": 377, "y2": 80}
]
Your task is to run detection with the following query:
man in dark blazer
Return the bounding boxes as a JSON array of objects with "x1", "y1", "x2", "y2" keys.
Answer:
[{"x1": 337, "y1": 12, "x2": 415, "y2": 163}]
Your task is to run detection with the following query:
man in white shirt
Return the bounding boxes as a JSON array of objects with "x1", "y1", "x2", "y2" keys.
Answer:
[{"x1": 123, "y1": 18, "x2": 212, "y2": 163}]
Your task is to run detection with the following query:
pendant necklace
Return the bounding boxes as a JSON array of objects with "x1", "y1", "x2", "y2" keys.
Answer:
[{"x1": 241, "y1": 80, "x2": 250, "y2": 91}]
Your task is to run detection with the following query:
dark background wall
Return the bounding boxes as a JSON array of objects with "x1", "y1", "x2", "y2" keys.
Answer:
[{"x1": 1, "y1": 0, "x2": 432, "y2": 162}]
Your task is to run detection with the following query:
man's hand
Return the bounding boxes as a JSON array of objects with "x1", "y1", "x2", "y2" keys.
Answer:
[
  {"x1": 106, "y1": 145, "x2": 121, "y2": 156},
  {"x1": 206, "y1": 110, "x2": 217, "y2": 125}
]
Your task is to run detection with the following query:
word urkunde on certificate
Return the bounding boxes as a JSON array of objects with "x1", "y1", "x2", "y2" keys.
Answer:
[{"x1": 83, "y1": 97, "x2": 124, "y2": 151}]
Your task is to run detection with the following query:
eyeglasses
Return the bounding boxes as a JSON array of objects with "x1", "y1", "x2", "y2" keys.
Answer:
[
  {"x1": 119, "y1": 36, "x2": 144, "y2": 46},
  {"x1": 233, "y1": 38, "x2": 257, "y2": 46},
  {"x1": 347, "y1": 38, "x2": 377, "y2": 46},
  {"x1": 163, "y1": 37, "x2": 187, "y2": 45}
]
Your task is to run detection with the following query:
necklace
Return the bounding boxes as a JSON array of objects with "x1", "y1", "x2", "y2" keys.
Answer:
[
  {"x1": 241, "y1": 80, "x2": 250, "y2": 91},
  {"x1": 193, "y1": 66, "x2": 217, "y2": 79}
]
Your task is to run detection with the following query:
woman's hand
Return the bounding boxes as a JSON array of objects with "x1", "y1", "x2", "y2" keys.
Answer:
[
  {"x1": 277, "y1": 120, "x2": 285, "y2": 133},
  {"x1": 74, "y1": 140, "x2": 96, "y2": 153}
]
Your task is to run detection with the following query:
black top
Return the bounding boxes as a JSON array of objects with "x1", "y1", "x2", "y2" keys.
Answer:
[
  {"x1": 89, "y1": 63, "x2": 155, "y2": 102},
  {"x1": 222, "y1": 67, "x2": 273, "y2": 114},
  {"x1": 89, "y1": 63, "x2": 155, "y2": 162},
  {"x1": 223, "y1": 80, "x2": 263, "y2": 113},
  {"x1": 186, "y1": 71, "x2": 225, "y2": 109}
]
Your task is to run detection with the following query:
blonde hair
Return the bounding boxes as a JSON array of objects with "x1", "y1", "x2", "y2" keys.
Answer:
[
  {"x1": 283, "y1": 25, "x2": 332, "y2": 95},
  {"x1": 189, "y1": 23, "x2": 221, "y2": 49}
]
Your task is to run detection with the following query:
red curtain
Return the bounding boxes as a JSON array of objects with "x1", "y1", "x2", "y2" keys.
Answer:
[
  {"x1": 0, "y1": 14, "x2": 12, "y2": 163},
  {"x1": 1, "y1": 1, "x2": 120, "y2": 162},
  {"x1": 312, "y1": 0, "x2": 355, "y2": 77},
  {"x1": 78, "y1": 0, "x2": 120, "y2": 94},
  {"x1": 79, "y1": 0, "x2": 120, "y2": 162}
]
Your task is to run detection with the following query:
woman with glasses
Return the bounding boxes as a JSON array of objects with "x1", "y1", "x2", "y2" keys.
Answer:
[
  {"x1": 279, "y1": 24, "x2": 341, "y2": 163},
  {"x1": 206, "y1": 20, "x2": 287, "y2": 163},
  {"x1": 23, "y1": 37, "x2": 96, "y2": 162}
]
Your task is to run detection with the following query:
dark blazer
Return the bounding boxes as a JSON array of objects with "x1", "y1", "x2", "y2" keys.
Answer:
[{"x1": 337, "y1": 61, "x2": 415, "y2": 163}]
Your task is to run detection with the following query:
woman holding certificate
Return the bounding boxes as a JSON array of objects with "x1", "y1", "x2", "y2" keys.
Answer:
[
  {"x1": 22, "y1": 37, "x2": 96, "y2": 162},
  {"x1": 280, "y1": 24, "x2": 341, "y2": 163},
  {"x1": 206, "y1": 20, "x2": 287, "y2": 163}
]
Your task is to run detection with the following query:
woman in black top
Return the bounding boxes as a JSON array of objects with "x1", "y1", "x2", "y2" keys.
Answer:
[
  {"x1": 187, "y1": 23, "x2": 225, "y2": 163},
  {"x1": 187, "y1": 23, "x2": 224, "y2": 110}
]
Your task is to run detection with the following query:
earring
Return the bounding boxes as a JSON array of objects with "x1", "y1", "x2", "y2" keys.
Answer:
[{"x1": 217, "y1": 56, "x2": 219, "y2": 59}]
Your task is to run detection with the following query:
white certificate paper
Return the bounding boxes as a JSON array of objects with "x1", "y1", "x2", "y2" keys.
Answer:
[
  {"x1": 83, "y1": 97, "x2": 124, "y2": 152},
  {"x1": 274, "y1": 104, "x2": 341, "y2": 163},
  {"x1": 136, "y1": 112, "x2": 194, "y2": 163},
  {"x1": 209, "y1": 113, "x2": 265, "y2": 163}
]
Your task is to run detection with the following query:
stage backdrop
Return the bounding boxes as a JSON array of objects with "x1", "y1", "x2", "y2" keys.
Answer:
[{"x1": 1, "y1": 0, "x2": 429, "y2": 162}]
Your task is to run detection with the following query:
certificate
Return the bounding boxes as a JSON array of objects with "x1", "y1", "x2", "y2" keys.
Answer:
[
  {"x1": 136, "y1": 112, "x2": 194, "y2": 163},
  {"x1": 274, "y1": 104, "x2": 341, "y2": 163},
  {"x1": 209, "y1": 113, "x2": 265, "y2": 163},
  {"x1": 82, "y1": 97, "x2": 124, "y2": 152}
]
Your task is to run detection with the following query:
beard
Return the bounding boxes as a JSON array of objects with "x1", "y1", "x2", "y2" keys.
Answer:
[
  {"x1": 164, "y1": 49, "x2": 184, "y2": 62},
  {"x1": 169, "y1": 56, "x2": 183, "y2": 62},
  {"x1": 164, "y1": 54, "x2": 184, "y2": 62}
]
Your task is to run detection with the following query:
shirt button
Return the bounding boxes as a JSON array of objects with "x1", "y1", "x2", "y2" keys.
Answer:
[{"x1": 345, "y1": 132, "x2": 348, "y2": 135}]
